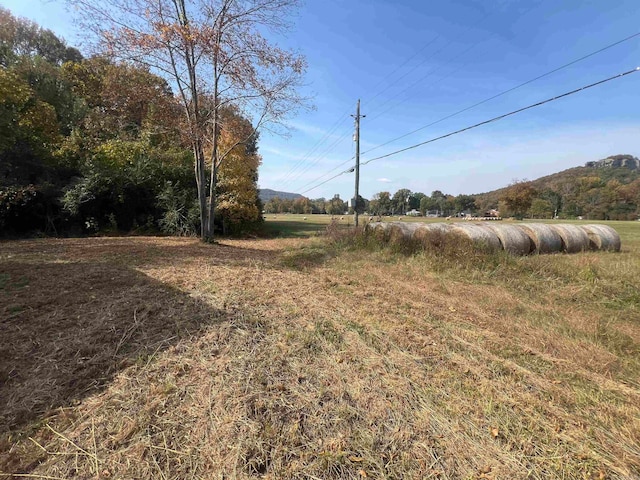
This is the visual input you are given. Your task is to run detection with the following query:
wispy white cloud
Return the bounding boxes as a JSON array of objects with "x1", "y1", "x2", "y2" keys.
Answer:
[
  {"x1": 377, "y1": 177, "x2": 393, "y2": 183},
  {"x1": 288, "y1": 121, "x2": 330, "y2": 136},
  {"x1": 260, "y1": 145, "x2": 303, "y2": 161},
  {"x1": 286, "y1": 120, "x2": 355, "y2": 148}
]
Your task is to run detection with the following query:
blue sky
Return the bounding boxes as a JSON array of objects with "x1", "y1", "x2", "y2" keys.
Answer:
[{"x1": 3, "y1": 0, "x2": 639, "y2": 200}]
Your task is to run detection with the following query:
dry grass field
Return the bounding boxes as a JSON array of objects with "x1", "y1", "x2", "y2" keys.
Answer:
[{"x1": 1, "y1": 217, "x2": 639, "y2": 479}]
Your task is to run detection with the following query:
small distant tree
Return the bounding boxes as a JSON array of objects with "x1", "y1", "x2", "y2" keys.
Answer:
[
  {"x1": 501, "y1": 180, "x2": 537, "y2": 219},
  {"x1": 311, "y1": 197, "x2": 326, "y2": 214},
  {"x1": 391, "y1": 188, "x2": 411, "y2": 214},
  {"x1": 369, "y1": 191, "x2": 391, "y2": 215},
  {"x1": 292, "y1": 197, "x2": 312, "y2": 214},
  {"x1": 419, "y1": 195, "x2": 432, "y2": 215},
  {"x1": 410, "y1": 192, "x2": 426, "y2": 210},
  {"x1": 529, "y1": 198, "x2": 553, "y2": 219},
  {"x1": 327, "y1": 194, "x2": 346, "y2": 215},
  {"x1": 430, "y1": 190, "x2": 449, "y2": 215},
  {"x1": 454, "y1": 194, "x2": 476, "y2": 214},
  {"x1": 263, "y1": 197, "x2": 278, "y2": 214}
]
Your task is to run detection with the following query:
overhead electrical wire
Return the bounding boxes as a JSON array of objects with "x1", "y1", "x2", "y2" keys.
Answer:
[
  {"x1": 278, "y1": 4, "x2": 509, "y2": 189},
  {"x1": 300, "y1": 30, "x2": 640, "y2": 191},
  {"x1": 295, "y1": 157, "x2": 354, "y2": 192},
  {"x1": 362, "y1": 1, "x2": 543, "y2": 121},
  {"x1": 363, "y1": 33, "x2": 441, "y2": 107},
  {"x1": 299, "y1": 67, "x2": 639, "y2": 195},
  {"x1": 361, "y1": 68, "x2": 639, "y2": 166},
  {"x1": 361, "y1": 30, "x2": 640, "y2": 156},
  {"x1": 274, "y1": 112, "x2": 351, "y2": 184},
  {"x1": 291, "y1": 3, "x2": 548, "y2": 193},
  {"x1": 364, "y1": 32, "x2": 493, "y2": 122},
  {"x1": 284, "y1": 129, "x2": 354, "y2": 187}
]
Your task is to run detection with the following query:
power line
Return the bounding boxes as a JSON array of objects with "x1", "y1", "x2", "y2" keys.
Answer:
[
  {"x1": 361, "y1": 30, "x2": 640, "y2": 156},
  {"x1": 362, "y1": 68, "x2": 638, "y2": 165},
  {"x1": 291, "y1": 38, "x2": 496, "y2": 190},
  {"x1": 296, "y1": 157, "x2": 354, "y2": 192},
  {"x1": 300, "y1": 67, "x2": 639, "y2": 195},
  {"x1": 300, "y1": 31, "x2": 640, "y2": 194},
  {"x1": 363, "y1": 1, "x2": 544, "y2": 121},
  {"x1": 365, "y1": 31, "x2": 492, "y2": 122},
  {"x1": 363, "y1": 34, "x2": 441, "y2": 107},
  {"x1": 278, "y1": 2, "x2": 508, "y2": 189},
  {"x1": 284, "y1": 128, "x2": 353, "y2": 187},
  {"x1": 274, "y1": 111, "x2": 351, "y2": 184},
  {"x1": 273, "y1": 32, "x2": 443, "y2": 186},
  {"x1": 295, "y1": 3, "x2": 548, "y2": 193},
  {"x1": 300, "y1": 165, "x2": 355, "y2": 196}
]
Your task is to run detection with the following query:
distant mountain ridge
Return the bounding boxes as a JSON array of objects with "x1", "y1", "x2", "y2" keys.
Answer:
[
  {"x1": 259, "y1": 188, "x2": 302, "y2": 202},
  {"x1": 585, "y1": 154, "x2": 639, "y2": 170}
]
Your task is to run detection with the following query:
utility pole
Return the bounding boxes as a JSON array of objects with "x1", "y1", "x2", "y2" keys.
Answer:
[{"x1": 352, "y1": 99, "x2": 365, "y2": 226}]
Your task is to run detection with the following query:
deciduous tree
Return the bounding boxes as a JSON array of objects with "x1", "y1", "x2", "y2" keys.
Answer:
[
  {"x1": 369, "y1": 191, "x2": 391, "y2": 215},
  {"x1": 70, "y1": 0, "x2": 308, "y2": 241},
  {"x1": 500, "y1": 180, "x2": 537, "y2": 219},
  {"x1": 391, "y1": 188, "x2": 411, "y2": 215}
]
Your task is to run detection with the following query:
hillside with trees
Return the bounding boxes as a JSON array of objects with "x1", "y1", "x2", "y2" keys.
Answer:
[
  {"x1": 475, "y1": 154, "x2": 640, "y2": 220},
  {"x1": 264, "y1": 155, "x2": 640, "y2": 221}
]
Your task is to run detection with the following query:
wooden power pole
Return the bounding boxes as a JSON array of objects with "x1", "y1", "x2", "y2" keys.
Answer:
[{"x1": 352, "y1": 99, "x2": 364, "y2": 226}]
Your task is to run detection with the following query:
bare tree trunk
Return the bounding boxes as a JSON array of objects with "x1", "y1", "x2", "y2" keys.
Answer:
[
  {"x1": 194, "y1": 142, "x2": 207, "y2": 239},
  {"x1": 206, "y1": 61, "x2": 221, "y2": 242},
  {"x1": 175, "y1": 0, "x2": 210, "y2": 241},
  {"x1": 207, "y1": 161, "x2": 218, "y2": 241}
]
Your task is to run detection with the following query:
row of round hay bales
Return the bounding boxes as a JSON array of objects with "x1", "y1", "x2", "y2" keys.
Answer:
[{"x1": 366, "y1": 222, "x2": 621, "y2": 254}]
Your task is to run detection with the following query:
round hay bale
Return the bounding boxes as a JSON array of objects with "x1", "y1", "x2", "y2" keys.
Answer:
[
  {"x1": 517, "y1": 223, "x2": 563, "y2": 254},
  {"x1": 549, "y1": 224, "x2": 590, "y2": 253},
  {"x1": 579, "y1": 224, "x2": 621, "y2": 252},
  {"x1": 485, "y1": 224, "x2": 533, "y2": 255},
  {"x1": 404, "y1": 222, "x2": 426, "y2": 237},
  {"x1": 380, "y1": 222, "x2": 415, "y2": 247},
  {"x1": 413, "y1": 223, "x2": 455, "y2": 247},
  {"x1": 365, "y1": 221, "x2": 384, "y2": 232},
  {"x1": 422, "y1": 222, "x2": 453, "y2": 233},
  {"x1": 413, "y1": 223, "x2": 454, "y2": 237},
  {"x1": 385, "y1": 221, "x2": 422, "y2": 239},
  {"x1": 366, "y1": 221, "x2": 389, "y2": 242},
  {"x1": 450, "y1": 223, "x2": 501, "y2": 251}
]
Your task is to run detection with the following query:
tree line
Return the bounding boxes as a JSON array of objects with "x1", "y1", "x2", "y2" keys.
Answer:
[
  {"x1": 1, "y1": 0, "x2": 306, "y2": 239},
  {"x1": 265, "y1": 159, "x2": 640, "y2": 220},
  {"x1": 264, "y1": 190, "x2": 478, "y2": 217}
]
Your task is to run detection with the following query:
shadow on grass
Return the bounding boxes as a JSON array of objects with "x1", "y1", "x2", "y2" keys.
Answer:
[
  {"x1": 0, "y1": 236, "x2": 280, "y2": 270},
  {"x1": 0, "y1": 259, "x2": 224, "y2": 445}
]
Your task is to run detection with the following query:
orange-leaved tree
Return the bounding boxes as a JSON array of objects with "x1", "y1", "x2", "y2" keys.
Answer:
[
  {"x1": 500, "y1": 179, "x2": 537, "y2": 219},
  {"x1": 69, "y1": 0, "x2": 308, "y2": 241},
  {"x1": 215, "y1": 106, "x2": 262, "y2": 233}
]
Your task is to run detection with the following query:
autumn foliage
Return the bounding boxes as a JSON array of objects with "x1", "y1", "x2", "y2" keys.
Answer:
[{"x1": 0, "y1": 7, "x2": 273, "y2": 236}]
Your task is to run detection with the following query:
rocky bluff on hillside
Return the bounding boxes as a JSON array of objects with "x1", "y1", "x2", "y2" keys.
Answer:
[{"x1": 585, "y1": 154, "x2": 639, "y2": 169}]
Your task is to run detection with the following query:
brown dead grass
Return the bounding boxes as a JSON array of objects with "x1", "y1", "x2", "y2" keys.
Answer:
[{"x1": 1, "y1": 230, "x2": 639, "y2": 479}]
